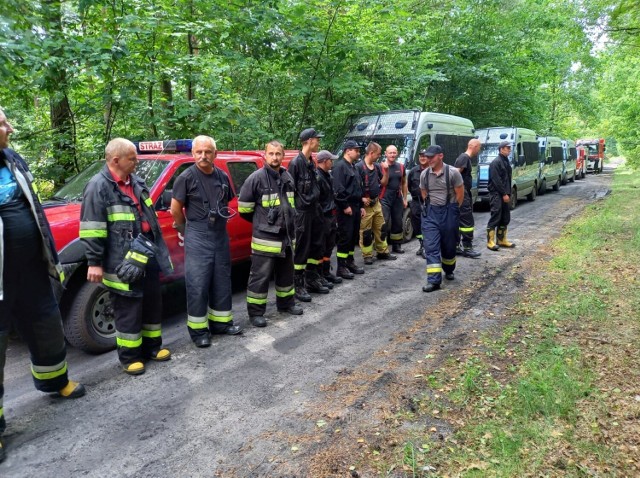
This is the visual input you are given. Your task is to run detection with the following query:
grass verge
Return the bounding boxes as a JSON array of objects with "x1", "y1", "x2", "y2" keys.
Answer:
[{"x1": 381, "y1": 165, "x2": 640, "y2": 476}]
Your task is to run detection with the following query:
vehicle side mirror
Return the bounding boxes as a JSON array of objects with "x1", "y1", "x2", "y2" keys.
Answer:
[{"x1": 155, "y1": 190, "x2": 172, "y2": 211}]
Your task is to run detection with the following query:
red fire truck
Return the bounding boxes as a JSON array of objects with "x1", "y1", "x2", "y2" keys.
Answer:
[{"x1": 576, "y1": 138, "x2": 605, "y2": 174}]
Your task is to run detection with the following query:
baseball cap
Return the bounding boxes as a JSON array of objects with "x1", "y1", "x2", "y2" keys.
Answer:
[
  {"x1": 316, "y1": 150, "x2": 339, "y2": 162},
  {"x1": 299, "y1": 128, "x2": 324, "y2": 142},
  {"x1": 425, "y1": 145, "x2": 443, "y2": 156},
  {"x1": 343, "y1": 139, "x2": 361, "y2": 151},
  {"x1": 498, "y1": 141, "x2": 512, "y2": 149},
  {"x1": 418, "y1": 149, "x2": 429, "y2": 156}
]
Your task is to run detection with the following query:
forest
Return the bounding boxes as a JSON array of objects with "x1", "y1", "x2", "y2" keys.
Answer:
[{"x1": 1, "y1": 0, "x2": 638, "y2": 186}]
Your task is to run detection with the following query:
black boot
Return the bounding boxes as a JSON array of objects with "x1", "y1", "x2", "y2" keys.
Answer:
[
  {"x1": 323, "y1": 261, "x2": 343, "y2": 284},
  {"x1": 336, "y1": 259, "x2": 355, "y2": 280},
  {"x1": 416, "y1": 238, "x2": 424, "y2": 257},
  {"x1": 294, "y1": 273, "x2": 312, "y2": 302},
  {"x1": 392, "y1": 243, "x2": 405, "y2": 254},
  {"x1": 305, "y1": 268, "x2": 330, "y2": 294},
  {"x1": 316, "y1": 265, "x2": 333, "y2": 289},
  {"x1": 346, "y1": 258, "x2": 364, "y2": 275},
  {"x1": 462, "y1": 246, "x2": 482, "y2": 258}
]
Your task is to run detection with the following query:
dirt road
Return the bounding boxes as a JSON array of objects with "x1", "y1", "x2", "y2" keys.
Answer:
[{"x1": 1, "y1": 168, "x2": 613, "y2": 477}]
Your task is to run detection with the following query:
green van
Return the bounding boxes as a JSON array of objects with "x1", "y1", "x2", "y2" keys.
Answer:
[{"x1": 537, "y1": 136, "x2": 564, "y2": 194}]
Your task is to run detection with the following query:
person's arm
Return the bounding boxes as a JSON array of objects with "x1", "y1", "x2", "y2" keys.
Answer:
[
  {"x1": 170, "y1": 174, "x2": 188, "y2": 233},
  {"x1": 401, "y1": 173, "x2": 408, "y2": 207},
  {"x1": 455, "y1": 184, "x2": 464, "y2": 206},
  {"x1": 333, "y1": 163, "x2": 350, "y2": 213},
  {"x1": 80, "y1": 180, "x2": 107, "y2": 283},
  {"x1": 451, "y1": 168, "x2": 465, "y2": 206},
  {"x1": 379, "y1": 163, "x2": 389, "y2": 187},
  {"x1": 237, "y1": 174, "x2": 257, "y2": 222}
]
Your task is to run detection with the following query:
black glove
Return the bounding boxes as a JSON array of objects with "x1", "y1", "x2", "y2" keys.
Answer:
[{"x1": 115, "y1": 234, "x2": 156, "y2": 284}]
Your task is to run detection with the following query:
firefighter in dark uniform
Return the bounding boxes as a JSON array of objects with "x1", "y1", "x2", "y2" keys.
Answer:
[
  {"x1": 315, "y1": 150, "x2": 342, "y2": 285},
  {"x1": 486, "y1": 141, "x2": 515, "y2": 251},
  {"x1": 381, "y1": 145, "x2": 408, "y2": 253},
  {"x1": 454, "y1": 138, "x2": 482, "y2": 258},
  {"x1": 288, "y1": 128, "x2": 329, "y2": 301},
  {"x1": 171, "y1": 135, "x2": 242, "y2": 349},
  {"x1": 333, "y1": 140, "x2": 366, "y2": 279},
  {"x1": 419, "y1": 145, "x2": 465, "y2": 292},
  {"x1": 358, "y1": 142, "x2": 396, "y2": 265},
  {"x1": 238, "y1": 141, "x2": 303, "y2": 327},
  {"x1": 0, "y1": 109, "x2": 85, "y2": 462},
  {"x1": 82, "y1": 138, "x2": 174, "y2": 374},
  {"x1": 408, "y1": 149, "x2": 429, "y2": 258}
]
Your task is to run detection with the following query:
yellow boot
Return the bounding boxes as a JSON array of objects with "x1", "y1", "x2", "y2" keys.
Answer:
[
  {"x1": 497, "y1": 227, "x2": 516, "y2": 248},
  {"x1": 487, "y1": 228, "x2": 499, "y2": 251}
]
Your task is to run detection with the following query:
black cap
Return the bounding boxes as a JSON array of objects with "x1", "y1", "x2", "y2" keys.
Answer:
[
  {"x1": 419, "y1": 149, "x2": 429, "y2": 156},
  {"x1": 498, "y1": 140, "x2": 512, "y2": 149},
  {"x1": 343, "y1": 139, "x2": 361, "y2": 151},
  {"x1": 299, "y1": 128, "x2": 324, "y2": 142},
  {"x1": 316, "y1": 150, "x2": 339, "y2": 162},
  {"x1": 425, "y1": 145, "x2": 443, "y2": 157}
]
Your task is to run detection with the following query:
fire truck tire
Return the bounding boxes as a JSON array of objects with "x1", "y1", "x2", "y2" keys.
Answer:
[
  {"x1": 64, "y1": 282, "x2": 117, "y2": 354},
  {"x1": 402, "y1": 207, "x2": 414, "y2": 242}
]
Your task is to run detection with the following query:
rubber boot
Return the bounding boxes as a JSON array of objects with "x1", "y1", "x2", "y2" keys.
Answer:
[
  {"x1": 497, "y1": 227, "x2": 516, "y2": 248},
  {"x1": 294, "y1": 272, "x2": 312, "y2": 302},
  {"x1": 416, "y1": 238, "x2": 424, "y2": 257},
  {"x1": 462, "y1": 246, "x2": 482, "y2": 258},
  {"x1": 305, "y1": 267, "x2": 330, "y2": 294},
  {"x1": 487, "y1": 228, "x2": 499, "y2": 251},
  {"x1": 323, "y1": 261, "x2": 342, "y2": 284}
]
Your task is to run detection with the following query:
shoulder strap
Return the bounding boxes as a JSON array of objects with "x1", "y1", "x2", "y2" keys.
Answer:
[{"x1": 445, "y1": 165, "x2": 451, "y2": 204}]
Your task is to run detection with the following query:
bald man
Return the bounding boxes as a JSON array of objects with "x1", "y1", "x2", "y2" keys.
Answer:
[
  {"x1": 81, "y1": 138, "x2": 174, "y2": 375},
  {"x1": 380, "y1": 145, "x2": 408, "y2": 254},
  {"x1": 454, "y1": 139, "x2": 481, "y2": 258},
  {"x1": 171, "y1": 135, "x2": 242, "y2": 348}
]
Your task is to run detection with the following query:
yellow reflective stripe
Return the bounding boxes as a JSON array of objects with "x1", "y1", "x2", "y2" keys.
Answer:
[
  {"x1": 336, "y1": 252, "x2": 349, "y2": 258},
  {"x1": 252, "y1": 242, "x2": 282, "y2": 253},
  {"x1": 80, "y1": 230, "x2": 108, "y2": 238},
  {"x1": 247, "y1": 296, "x2": 268, "y2": 304},
  {"x1": 188, "y1": 321, "x2": 209, "y2": 330},
  {"x1": 208, "y1": 309, "x2": 232, "y2": 323},
  {"x1": 208, "y1": 314, "x2": 233, "y2": 323},
  {"x1": 294, "y1": 263, "x2": 307, "y2": 270},
  {"x1": 108, "y1": 212, "x2": 136, "y2": 221},
  {"x1": 116, "y1": 336, "x2": 142, "y2": 348},
  {"x1": 361, "y1": 244, "x2": 373, "y2": 253},
  {"x1": 126, "y1": 251, "x2": 149, "y2": 264},
  {"x1": 348, "y1": 251, "x2": 354, "y2": 256},
  {"x1": 288, "y1": 197, "x2": 295, "y2": 206},
  {"x1": 307, "y1": 258, "x2": 321, "y2": 265},
  {"x1": 261, "y1": 198, "x2": 281, "y2": 207},
  {"x1": 102, "y1": 276, "x2": 130, "y2": 291},
  {"x1": 80, "y1": 221, "x2": 107, "y2": 230},
  {"x1": 275, "y1": 289, "x2": 295, "y2": 298},
  {"x1": 144, "y1": 197, "x2": 153, "y2": 207},
  {"x1": 31, "y1": 362, "x2": 68, "y2": 380},
  {"x1": 238, "y1": 201, "x2": 255, "y2": 212},
  {"x1": 141, "y1": 329, "x2": 161, "y2": 338},
  {"x1": 247, "y1": 290, "x2": 268, "y2": 299},
  {"x1": 459, "y1": 227, "x2": 474, "y2": 232},
  {"x1": 0, "y1": 407, "x2": 3, "y2": 418},
  {"x1": 390, "y1": 233, "x2": 404, "y2": 240},
  {"x1": 442, "y1": 257, "x2": 456, "y2": 265},
  {"x1": 416, "y1": 234, "x2": 423, "y2": 239},
  {"x1": 426, "y1": 268, "x2": 442, "y2": 273}
]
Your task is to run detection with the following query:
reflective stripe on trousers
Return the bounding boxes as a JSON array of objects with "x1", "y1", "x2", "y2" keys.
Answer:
[{"x1": 422, "y1": 202, "x2": 459, "y2": 284}]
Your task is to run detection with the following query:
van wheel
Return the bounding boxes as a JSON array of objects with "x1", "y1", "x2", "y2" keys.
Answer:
[
  {"x1": 561, "y1": 173, "x2": 567, "y2": 185},
  {"x1": 539, "y1": 178, "x2": 546, "y2": 195},
  {"x1": 402, "y1": 207, "x2": 414, "y2": 243},
  {"x1": 552, "y1": 177, "x2": 560, "y2": 191},
  {"x1": 526, "y1": 183, "x2": 537, "y2": 201},
  {"x1": 64, "y1": 282, "x2": 117, "y2": 354},
  {"x1": 569, "y1": 171, "x2": 575, "y2": 183},
  {"x1": 509, "y1": 187, "x2": 517, "y2": 210}
]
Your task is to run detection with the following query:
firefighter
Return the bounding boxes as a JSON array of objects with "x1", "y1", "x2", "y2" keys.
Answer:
[
  {"x1": 238, "y1": 141, "x2": 303, "y2": 327},
  {"x1": 0, "y1": 108, "x2": 85, "y2": 462},
  {"x1": 288, "y1": 128, "x2": 328, "y2": 301},
  {"x1": 315, "y1": 150, "x2": 342, "y2": 285},
  {"x1": 170, "y1": 135, "x2": 243, "y2": 349},
  {"x1": 380, "y1": 145, "x2": 408, "y2": 254},
  {"x1": 486, "y1": 141, "x2": 515, "y2": 251},
  {"x1": 333, "y1": 140, "x2": 366, "y2": 279},
  {"x1": 454, "y1": 138, "x2": 482, "y2": 258},
  {"x1": 358, "y1": 142, "x2": 396, "y2": 265},
  {"x1": 81, "y1": 138, "x2": 174, "y2": 374},
  {"x1": 408, "y1": 149, "x2": 429, "y2": 258},
  {"x1": 420, "y1": 145, "x2": 465, "y2": 292}
]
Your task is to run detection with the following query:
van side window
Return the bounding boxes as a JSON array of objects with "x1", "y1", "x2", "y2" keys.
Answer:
[
  {"x1": 523, "y1": 142, "x2": 538, "y2": 166},
  {"x1": 227, "y1": 161, "x2": 258, "y2": 194},
  {"x1": 414, "y1": 135, "x2": 432, "y2": 164},
  {"x1": 435, "y1": 134, "x2": 461, "y2": 166},
  {"x1": 569, "y1": 147, "x2": 577, "y2": 160},
  {"x1": 551, "y1": 147, "x2": 564, "y2": 165}
]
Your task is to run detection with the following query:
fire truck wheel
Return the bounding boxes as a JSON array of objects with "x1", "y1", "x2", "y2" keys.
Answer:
[
  {"x1": 64, "y1": 282, "x2": 117, "y2": 354},
  {"x1": 402, "y1": 207, "x2": 414, "y2": 243}
]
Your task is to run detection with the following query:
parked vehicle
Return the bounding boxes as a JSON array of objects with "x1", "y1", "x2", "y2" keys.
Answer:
[
  {"x1": 576, "y1": 138, "x2": 605, "y2": 173},
  {"x1": 337, "y1": 110, "x2": 476, "y2": 240},
  {"x1": 537, "y1": 136, "x2": 564, "y2": 194},
  {"x1": 45, "y1": 139, "x2": 264, "y2": 353},
  {"x1": 575, "y1": 145, "x2": 588, "y2": 179},
  {"x1": 477, "y1": 127, "x2": 540, "y2": 210},
  {"x1": 561, "y1": 139, "x2": 577, "y2": 184}
]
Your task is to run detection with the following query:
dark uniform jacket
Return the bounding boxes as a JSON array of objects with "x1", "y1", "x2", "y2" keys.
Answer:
[
  {"x1": 488, "y1": 154, "x2": 512, "y2": 196},
  {"x1": 287, "y1": 152, "x2": 320, "y2": 211},
  {"x1": 317, "y1": 168, "x2": 335, "y2": 216},
  {"x1": 408, "y1": 165, "x2": 425, "y2": 203},
  {"x1": 358, "y1": 161, "x2": 383, "y2": 200},
  {"x1": 0, "y1": 148, "x2": 64, "y2": 301},
  {"x1": 80, "y1": 164, "x2": 173, "y2": 296},
  {"x1": 238, "y1": 166, "x2": 295, "y2": 257},
  {"x1": 332, "y1": 158, "x2": 363, "y2": 210}
]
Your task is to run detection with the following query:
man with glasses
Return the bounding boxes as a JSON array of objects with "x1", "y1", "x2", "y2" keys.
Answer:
[{"x1": 171, "y1": 135, "x2": 242, "y2": 348}]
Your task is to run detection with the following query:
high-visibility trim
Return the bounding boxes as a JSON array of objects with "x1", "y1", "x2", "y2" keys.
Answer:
[
  {"x1": 208, "y1": 308, "x2": 233, "y2": 323},
  {"x1": 390, "y1": 232, "x2": 404, "y2": 241},
  {"x1": 141, "y1": 324, "x2": 162, "y2": 338},
  {"x1": 442, "y1": 257, "x2": 456, "y2": 266},
  {"x1": 0, "y1": 406, "x2": 3, "y2": 418},
  {"x1": 247, "y1": 296, "x2": 268, "y2": 304},
  {"x1": 107, "y1": 205, "x2": 136, "y2": 222},
  {"x1": 247, "y1": 290, "x2": 268, "y2": 299},
  {"x1": 102, "y1": 273, "x2": 130, "y2": 291},
  {"x1": 459, "y1": 226, "x2": 474, "y2": 233},
  {"x1": 286, "y1": 192, "x2": 295, "y2": 206},
  {"x1": 276, "y1": 289, "x2": 295, "y2": 298},
  {"x1": 306, "y1": 258, "x2": 321, "y2": 265},
  {"x1": 116, "y1": 334, "x2": 142, "y2": 348},
  {"x1": 251, "y1": 236, "x2": 282, "y2": 254},
  {"x1": 31, "y1": 361, "x2": 67, "y2": 380},
  {"x1": 294, "y1": 263, "x2": 307, "y2": 270},
  {"x1": 361, "y1": 244, "x2": 373, "y2": 254},
  {"x1": 57, "y1": 265, "x2": 66, "y2": 283},
  {"x1": 80, "y1": 221, "x2": 107, "y2": 231},
  {"x1": 187, "y1": 314, "x2": 209, "y2": 329},
  {"x1": 426, "y1": 263, "x2": 442, "y2": 274},
  {"x1": 144, "y1": 197, "x2": 153, "y2": 207},
  {"x1": 336, "y1": 252, "x2": 349, "y2": 258},
  {"x1": 348, "y1": 251, "x2": 355, "y2": 256},
  {"x1": 79, "y1": 229, "x2": 108, "y2": 238},
  {"x1": 380, "y1": 240, "x2": 389, "y2": 248},
  {"x1": 262, "y1": 198, "x2": 281, "y2": 207},
  {"x1": 125, "y1": 250, "x2": 149, "y2": 264},
  {"x1": 322, "y1": 257, "x2": 330, "y2": 262},
  {"x1": 416, "y1": 234, "x2": 423, "y2": 239},
  {"x1": 238, "y1": 201, "x2": 255, "y2": 213}
]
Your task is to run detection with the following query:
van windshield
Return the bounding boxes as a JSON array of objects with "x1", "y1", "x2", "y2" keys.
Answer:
[
  {"x1": 374, "y1": 135, "x2": 415, "y2": 165},
  {"x1": 479, "y1": 143, "x2": 509, "y2": 164}
]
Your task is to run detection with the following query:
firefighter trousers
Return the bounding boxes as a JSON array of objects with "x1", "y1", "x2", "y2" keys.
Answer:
[
  {"x1": 382, "y1": 195, "x2": 404, "y2": 245},
  {"x1": 111, "y1": 258, "x2": 163, "y2": 365},
  {"x1": 487, "y1": 192, "x2": 510, "y2": 229},
  {"x1": 293, "y1": 209, "x2": 325, "y2": 273},
  {"x1": 359, "y1": 201, "x2": 388, "y2": 257},
  {"x1": 422, "y1": 203, "x2": 459, "y2": 285},
  {"x1": 336, "y1": 205, "x2": 361, "y2": 264},
  {"x1": 184, "y1": 221, "x2": 234, "y2": 340},
  {"x1": 1, "y1": 220, "x2": 69, "y2": 422},
  {"x1": 246, "y1": 247, "x2": 295, "y2": 317},
  {"x1": 459, "y1": 189, "x2": 475, "y2": 248},
  {"x1": 409, "y1": 199, "x2": 423, "y2": 241},
  {"x1": 321, "y1": 214, "x2": 337, "y2": 267}
]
